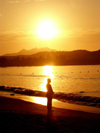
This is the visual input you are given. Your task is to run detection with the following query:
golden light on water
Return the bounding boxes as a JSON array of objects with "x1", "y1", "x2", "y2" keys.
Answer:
[
  {"x1": 41, "y1": 66, "x2": 54, "y2": 92},
  {"x1": 43, "y1": 66, "x2": 54, "y2": 77},
  {"x1": 33, "y1": 97, "x2": 47, "y2": 106}
]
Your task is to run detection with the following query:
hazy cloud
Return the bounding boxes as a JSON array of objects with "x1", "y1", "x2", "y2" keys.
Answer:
[
  {"x1": 7, "y1": 0, "x2": 19, "y2": 3},
  {"x1": 7, "y1": 0, "x2": 30, "y2": 3},
  {"x1": 35, "y1": 0, "x2": 45, "y2": 1},
  {"x1": 0, "y1": 31, "x2": 36, "y2": 42},
  {"x1": 62, "y1": 28, "x2": 100, "y2": 38}
]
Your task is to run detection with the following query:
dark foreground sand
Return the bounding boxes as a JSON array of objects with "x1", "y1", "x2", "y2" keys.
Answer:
[{"x1": 0, "y1": 96, "x2": 100, "y2": 133}]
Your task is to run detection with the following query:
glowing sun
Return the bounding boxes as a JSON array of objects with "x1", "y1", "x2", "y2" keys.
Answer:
[{"x1": 36, "y1": 20, "x2": 59, "y2": 39}]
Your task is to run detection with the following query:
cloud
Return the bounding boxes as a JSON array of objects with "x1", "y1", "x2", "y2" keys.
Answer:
[
  {"x1": 7, "y1": 0, "x2": 19, "y2": 3},
  {"x1": 7, "y1": 0, "x2": 46, "y2": 3},
  {"x1": 35, "y1": 0, "x2": 45, "y2": 1},
  {"x1": 0, "y1": 31, "x2": 36, "y2": 42},
  {"x1": 61, "y1": 28, "x2": 100, "y2": 38},
  {"x1": 7, "y1": 0, "x2": 30, "y2": 3}
]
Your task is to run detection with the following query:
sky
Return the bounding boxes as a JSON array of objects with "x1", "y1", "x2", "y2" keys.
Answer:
[{"x1": 0, "y1": 0, "x2": 100, "y2": 55}]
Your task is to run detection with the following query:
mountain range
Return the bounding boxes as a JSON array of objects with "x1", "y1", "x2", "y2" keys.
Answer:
[{"x1": 4, "y1": 47, "x2": 56, "y2": 56}]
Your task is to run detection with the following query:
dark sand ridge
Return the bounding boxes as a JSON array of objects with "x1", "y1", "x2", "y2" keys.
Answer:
[{"x1": 0, "y1": 96, "x2": 100, "y2": 132}]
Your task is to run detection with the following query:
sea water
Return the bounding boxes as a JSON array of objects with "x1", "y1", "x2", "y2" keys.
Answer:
[{"x1": 0, "y1": 65, "x2": 100, "y2": 97}]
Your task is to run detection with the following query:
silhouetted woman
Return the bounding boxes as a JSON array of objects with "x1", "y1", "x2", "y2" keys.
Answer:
[{"x1": 46, "y1": 78, "x2": 54, "y2": 116}]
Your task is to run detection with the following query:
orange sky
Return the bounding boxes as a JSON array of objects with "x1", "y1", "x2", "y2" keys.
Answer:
[{"x1": 0, "y1": 0, "x2": 100, "y2": 55}]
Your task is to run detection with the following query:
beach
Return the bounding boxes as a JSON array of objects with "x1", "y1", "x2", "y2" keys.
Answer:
[{"x1": 0, "y1": 96, "x2": 100, "y2": 133}]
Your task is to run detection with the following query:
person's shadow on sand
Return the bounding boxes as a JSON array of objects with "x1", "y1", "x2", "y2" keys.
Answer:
[{"x1": 46, "y1": 113, "x2": 58, "y2": 133}]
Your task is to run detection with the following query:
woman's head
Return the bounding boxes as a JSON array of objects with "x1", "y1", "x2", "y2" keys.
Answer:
[{"x1": 47, "y1": 78, "x2": 51, "y2": 84}]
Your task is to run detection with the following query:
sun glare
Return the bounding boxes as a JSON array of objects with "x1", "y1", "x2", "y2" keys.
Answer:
[
  {"x1": 43, "y1": 66, "x2": 54, "y2": 77},
  {"x1": 36, "y1": 20, "x2": 59, "y2": 39},
  {"x1": 41, "y1": 66, "x2": 54, "y2": 92}
]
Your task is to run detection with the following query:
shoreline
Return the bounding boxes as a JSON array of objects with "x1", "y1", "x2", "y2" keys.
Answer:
[
  {"x1": 1, "y1": 90, "x2": 100, "y2": 115},
  {"x1": 1, "y1": 85, "x2": 100, "y2": 109}
]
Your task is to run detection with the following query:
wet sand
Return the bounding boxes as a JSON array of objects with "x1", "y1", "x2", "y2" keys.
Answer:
[{"x1": 0, "y1": 96, "x2": 100, "y2": 132}]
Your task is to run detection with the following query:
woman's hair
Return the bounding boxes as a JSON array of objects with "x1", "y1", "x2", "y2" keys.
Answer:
[{"x1": 47, "y1": 78, "x2": 51, "y2": 83}]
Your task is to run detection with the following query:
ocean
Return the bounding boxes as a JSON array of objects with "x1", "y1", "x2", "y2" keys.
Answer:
[{"x1": 0, "y1": 65, "x2": 100, "y2": 108}]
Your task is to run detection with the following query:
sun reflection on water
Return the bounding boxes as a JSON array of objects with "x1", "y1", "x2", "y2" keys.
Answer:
[
  {"x1": 41, "y1": 66, "x2": 54, "y2": 92},
  {"x1": 43, "y1": 66, "x2": 54, "y2": 77},
  {"x1": 33, "y1": 97, "x2": 47, "y2": 106}
]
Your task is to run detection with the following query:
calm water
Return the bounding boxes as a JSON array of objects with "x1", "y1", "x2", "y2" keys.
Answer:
[{"x1": 0, "y1": 65, "x2": 100, "y2": 97}]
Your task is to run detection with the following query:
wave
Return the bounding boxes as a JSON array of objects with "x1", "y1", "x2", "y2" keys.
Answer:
[{"x1": 0, "y1": 85, "x2": 100, "y2": 108}]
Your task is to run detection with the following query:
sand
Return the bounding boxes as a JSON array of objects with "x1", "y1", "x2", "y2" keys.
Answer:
[{"x1": 0, "y1": 96, "x2": 100, "y2": 133}]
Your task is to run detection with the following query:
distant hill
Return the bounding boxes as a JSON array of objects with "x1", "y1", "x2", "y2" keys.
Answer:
[
  {"x1": 4, "y1": 47, "x2": 56, "y2": 56},
  {"x1": 0, "y1": 49, "x2": 100, "y2": 66}
]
